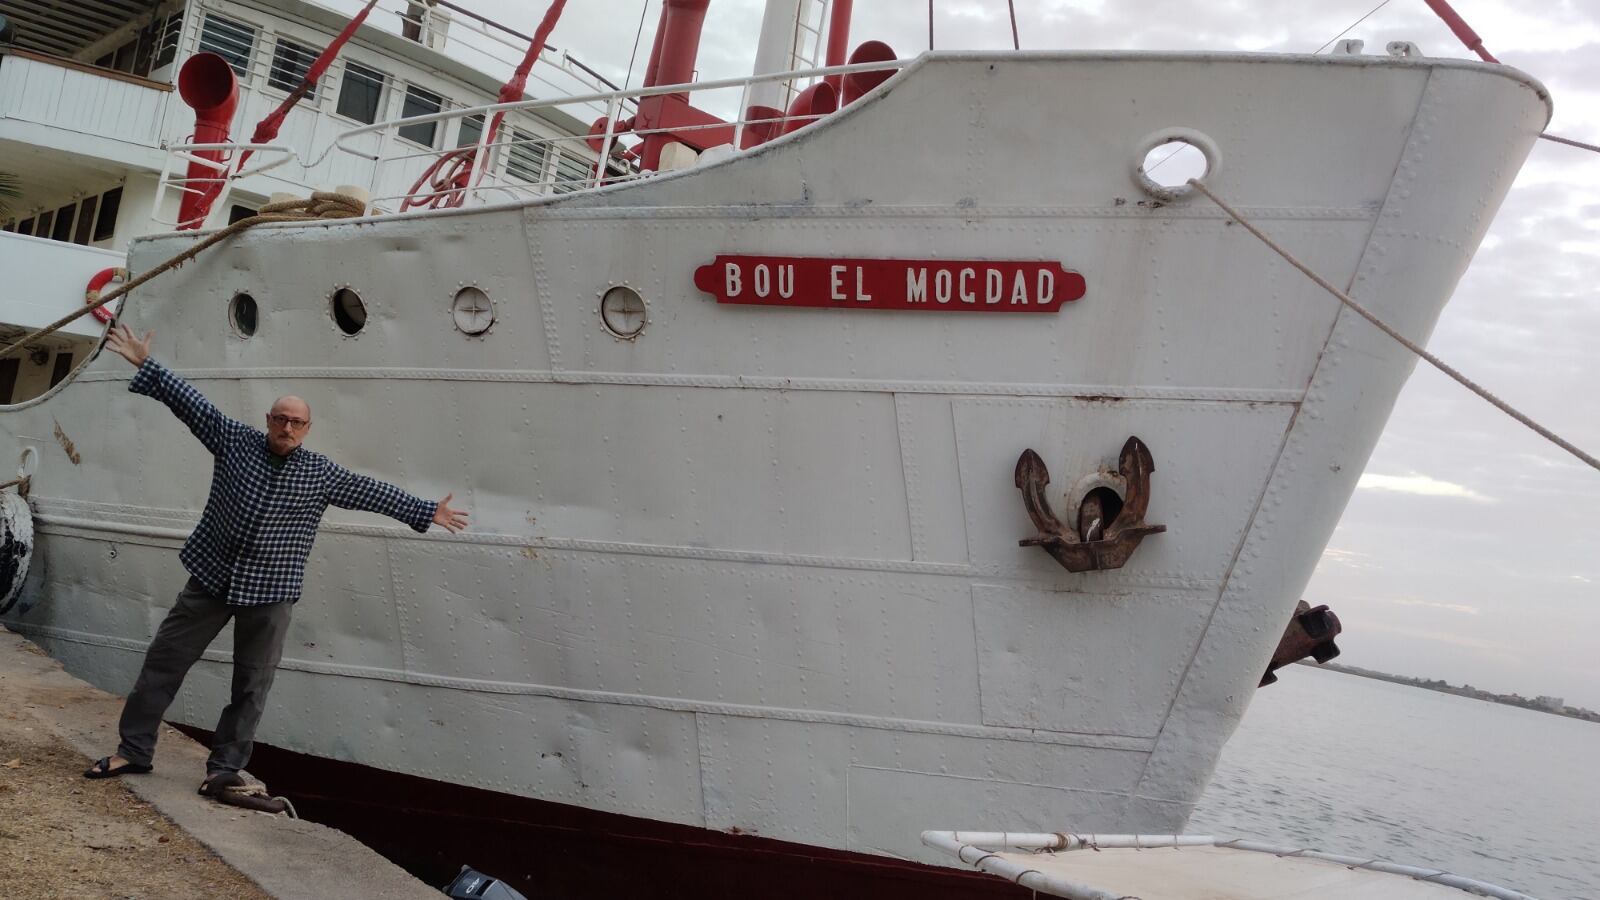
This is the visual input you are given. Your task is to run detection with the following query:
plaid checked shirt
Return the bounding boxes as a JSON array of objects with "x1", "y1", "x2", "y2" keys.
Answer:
[{"x1": 132, "y1": 359, "x2": 437, "y2": 606}]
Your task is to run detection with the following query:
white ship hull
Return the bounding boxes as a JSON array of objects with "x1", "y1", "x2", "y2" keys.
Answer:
[{"x1": 2, "y1": 52, "x2": 1547, "y2": 868}]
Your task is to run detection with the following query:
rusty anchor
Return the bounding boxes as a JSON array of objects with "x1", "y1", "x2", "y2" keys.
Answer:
[
  {"x1": 1014, "y1": 436, "x2": 1166, "y2": 573},
  {"x1": 1260, "y1": 600, "x2": 1342, "y2": 686}
]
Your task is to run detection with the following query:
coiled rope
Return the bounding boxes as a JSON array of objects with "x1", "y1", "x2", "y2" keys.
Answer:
[
  {"x1": 0, "y1": 192, "x2": 366, "y2": 363},
  {"x1": 1187, "y1": 178, "x2": 1599, "y2": 473}
]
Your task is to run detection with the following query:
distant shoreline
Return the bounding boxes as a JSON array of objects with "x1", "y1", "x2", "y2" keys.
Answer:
[{"x1": 1306, "y1": 661, "x2": 1600, "y2": 723}]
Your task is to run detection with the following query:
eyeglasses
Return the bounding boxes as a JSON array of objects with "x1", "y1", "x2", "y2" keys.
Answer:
[{"x1": 268, "y1": 414, "x2": 310, "y2": 430}]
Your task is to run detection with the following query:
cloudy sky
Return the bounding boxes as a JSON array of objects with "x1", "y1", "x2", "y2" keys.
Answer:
[{"x1": 330, "y1": 0, "x2": 1600, "y2": 706}]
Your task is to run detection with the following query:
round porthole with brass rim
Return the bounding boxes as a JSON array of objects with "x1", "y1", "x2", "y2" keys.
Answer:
[
  {"x1": 599, "y1": 284, "x2": 647, "y2": 340},
  {"x1": 451, "y1": 285, "x2": 495, "y2": 336}
]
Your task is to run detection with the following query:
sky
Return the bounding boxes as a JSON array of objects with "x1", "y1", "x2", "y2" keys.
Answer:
[{"x1": 330, "y1": 0, "x2": 1600, "y2": 707}]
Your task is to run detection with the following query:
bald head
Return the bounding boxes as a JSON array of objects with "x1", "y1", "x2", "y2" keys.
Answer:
[
  {"x1": 265, "y1": 396, "x2": 312, "y2": 456},
  {"x1": 271, "y1": 395, "x2": 311, "y2": 420}
]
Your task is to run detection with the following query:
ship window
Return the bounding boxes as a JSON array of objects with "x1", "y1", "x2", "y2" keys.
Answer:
[
  {"x1": 551, "y1": 150, "x2": 591, "y2": 194},
  {"x1": 230, "y1": 293, "x2": 259, "y2": 337},
  {"x1": 337, "y1": 61, "x2": 386, "y2": 124},
  {"x1": 331, "y1": 288, "x2": 367, "y2": 335},
  {"x1": 456, "y1": 113, "x2": 485, "y2": 148},
  {"x1": 18, "y1": 218, "x2": 34, "y2": 236},
  {"x1": 267, "y1": 37, "x2": 320, "y2": 99},
  {"x1": 35, "y1": 211, "x2": 54, "y2": 240},
  {"x1": 50, "y1": 205, "x2": 75, "y2": 242},
  {"x1": 1, "y1": 221, "x2": 13, "y2": 233},
  {"x1": 50, "y1": 353, "x2": 75, "y2": 387},
  {"x1": 112, "y1": 41, "x2": 138, "y2": 74},
  {"x1": 398, "y1": 86, "x2": 443, "y2": 147},
  {"x1": 153, "y1": 13, "x2": 184, "y2": 71},
  {"x1": 229, "y1": 205, "x2": 255, "y2": 224},
  {"x1": 198, "y1": 14, "x2": 258, "y2": 79},
  {"x1": 93, "y1": 188, "x2": 122, "y2": 243},
  {"x1": 506, "y1": 128, "x2": 547, "y2": 184},
  {"x1": 73, "y1": 195, "x2": 99, "y2": 245},
  {"x1": 0, "y1": 359, "x2": 17, "y2": 404}
]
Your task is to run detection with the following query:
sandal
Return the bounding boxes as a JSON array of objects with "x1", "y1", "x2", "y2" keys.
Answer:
[
  {"x1": 197, "y1": 771, "x2": 244, "y2": 796},
  {"x1": 83, "y1": 756, "x2": 152, "y2": 779}
]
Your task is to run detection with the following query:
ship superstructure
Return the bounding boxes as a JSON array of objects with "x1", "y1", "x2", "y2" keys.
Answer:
[{"x1": 0, "y1": 0, "x2": 606, "y2": 403}]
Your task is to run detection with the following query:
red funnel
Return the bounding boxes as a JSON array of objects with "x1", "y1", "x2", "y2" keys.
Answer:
[
  {"x1": 781, "y1": 82, "x2": 838, "y2": 135},
  {"x1": 841, "y1": 41, "x2": 896, "y2": 105},
  {"x1": 176, "y1": 53, "x2": 239, "y2": 229}
]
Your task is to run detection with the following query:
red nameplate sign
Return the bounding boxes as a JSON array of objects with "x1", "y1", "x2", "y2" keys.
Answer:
[{"x1": 693, "y1": 256, "x2": 1085, "y2": 312}]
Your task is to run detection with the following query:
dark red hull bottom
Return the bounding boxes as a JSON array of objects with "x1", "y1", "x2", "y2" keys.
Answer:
[{"x1": 176, "y1": 725, "x2": 1027, "y2": 899}]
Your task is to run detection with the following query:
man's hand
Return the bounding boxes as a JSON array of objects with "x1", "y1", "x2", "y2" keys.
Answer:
[
  {"x1": 433, "y1": 493, "x2": 469, "y2": 533},
  {"x1": 105, "y1": 324, "x2": 153, "y2": 368}
]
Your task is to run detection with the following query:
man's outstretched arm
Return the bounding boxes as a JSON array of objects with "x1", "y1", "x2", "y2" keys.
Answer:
[
  {"x1": 107, "y1": 325, "x2": 238, "y2": 456},
  {"x1": 325, "y1": 464, "x2": 469, "y2": 534}
]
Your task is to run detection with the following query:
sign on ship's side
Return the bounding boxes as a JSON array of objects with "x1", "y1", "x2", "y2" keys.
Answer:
[{"x1": 694, "y1": 256, "x2": 1085, "y2": 312}]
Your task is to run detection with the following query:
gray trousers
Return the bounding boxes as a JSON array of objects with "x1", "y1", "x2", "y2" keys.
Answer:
[{"x1": 117, "y1": 577, "x2": 292, "y2": 774}]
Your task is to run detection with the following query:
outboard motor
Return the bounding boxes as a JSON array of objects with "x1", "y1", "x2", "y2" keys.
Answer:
[{"x1": 443, "y1": 866, "x2": 529, "y2": 900}]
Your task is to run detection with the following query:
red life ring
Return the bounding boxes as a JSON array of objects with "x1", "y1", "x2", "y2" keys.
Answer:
[{"x1": 85, "y1": 267, "x2": 128, "y2": 324}]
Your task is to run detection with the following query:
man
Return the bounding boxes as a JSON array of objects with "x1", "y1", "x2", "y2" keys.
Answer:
[{"x1": 83, "y1": 325, "x2": 468, "y2": 794}]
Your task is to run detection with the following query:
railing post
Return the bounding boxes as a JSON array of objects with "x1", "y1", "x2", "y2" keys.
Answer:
[
  {"x1": 368, "y1": 126, "x2": 391, "y2": 216},
  {"x1": 732, "y1": 79, "x2": 751, "y2": 153},
  {"x1": 594, "y1": 94, "x2": 622, "y2": 188},
  {"x1": 468, "y1": 111, "x2": 496, "y2": 204},
  {"x1": 152, "y1": 149, "x2": 178, "y2": 223}
]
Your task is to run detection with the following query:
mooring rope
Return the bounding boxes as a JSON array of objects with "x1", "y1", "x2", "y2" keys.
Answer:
[
  {"x1": 1187, "y1": 178, "x2": 1599, "y2": 473},
  {"x1": 0, "y1": 192, "x2": 366, "y2": 363},
  {"x1": 1539, "y1": 133, "x2": 1600, "y2": 154}
]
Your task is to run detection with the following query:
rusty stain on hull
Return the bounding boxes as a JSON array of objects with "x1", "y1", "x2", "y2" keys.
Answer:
[{"x1": 51, "y1": 419, "x2": 80, "y2": 466}]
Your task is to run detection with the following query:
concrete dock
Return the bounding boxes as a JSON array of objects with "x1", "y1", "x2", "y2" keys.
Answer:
[{"x1": 0, "y1": 628, "x2": 441, "y2": 900}]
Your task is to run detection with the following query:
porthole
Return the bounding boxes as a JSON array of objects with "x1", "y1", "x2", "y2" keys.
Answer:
[
  {"x1": 599, "y1": 285, "x2": 647, "y2": 340},
  {"x1": 229, "y1": 292, "x2": 258, "y2": 337},
  {"x1": 332, "y1": 287, "x2": 367, "y2": 335},
  {"x1": 1133, "y1": 128, "x2": 1220, "y2": 203},
  {"x1": 451, "y1": 285, "x2": 495, "y2": 336}
]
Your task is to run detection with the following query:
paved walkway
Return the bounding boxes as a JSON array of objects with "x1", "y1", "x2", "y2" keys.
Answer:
[{"x1": 0, "y1": 628, "x2": 440, "y2": 900}]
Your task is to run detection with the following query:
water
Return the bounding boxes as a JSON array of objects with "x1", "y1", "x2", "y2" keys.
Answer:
[{"x1": 1190, "y1": 665, "x2": 1600, "y2": 899}]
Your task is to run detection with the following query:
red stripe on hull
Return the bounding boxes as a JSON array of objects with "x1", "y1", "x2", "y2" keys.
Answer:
[{"x1": 176, "y1": 726, "x2": 1027, "y2": 899}]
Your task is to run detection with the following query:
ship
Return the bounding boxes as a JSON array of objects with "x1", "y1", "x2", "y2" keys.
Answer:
[{"x1": 0, "y1": 0, "x2": 1554, "y2": 896}]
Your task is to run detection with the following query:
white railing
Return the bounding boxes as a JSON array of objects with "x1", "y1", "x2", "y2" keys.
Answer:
[
  {"x1": 152, "y1": 57, "x2": 912, "y2": 222},
  {"x1": 382, "y1": 0, "x2": 626, "y2": 115}
]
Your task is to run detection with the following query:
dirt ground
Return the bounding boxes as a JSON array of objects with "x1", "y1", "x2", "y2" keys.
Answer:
[{"x1": 0, "y1": 700, "x2": 272, "y2": 900}]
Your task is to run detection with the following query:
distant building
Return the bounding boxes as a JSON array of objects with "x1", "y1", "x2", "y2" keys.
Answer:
[{"x1": 1535, "y1": 695, "x2": 1565, "y2": 711}]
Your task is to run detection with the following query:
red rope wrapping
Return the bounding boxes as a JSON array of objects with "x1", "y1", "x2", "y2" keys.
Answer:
[{"x1": 402, "y1": 0, "x2": 569, "y2": 211}]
